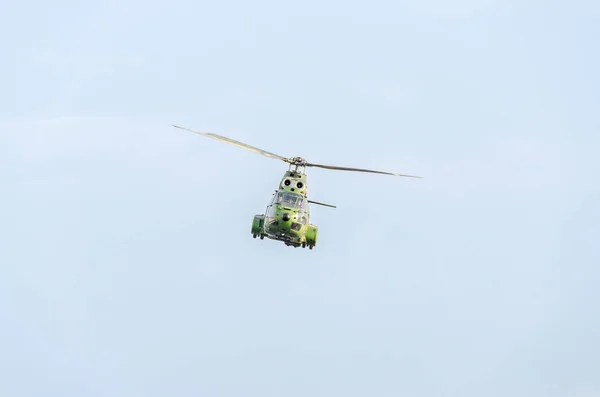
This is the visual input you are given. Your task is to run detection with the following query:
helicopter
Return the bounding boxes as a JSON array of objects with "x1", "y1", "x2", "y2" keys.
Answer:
[{"x1": 172, "y1": 125, "x2": 422, "y2": 249}]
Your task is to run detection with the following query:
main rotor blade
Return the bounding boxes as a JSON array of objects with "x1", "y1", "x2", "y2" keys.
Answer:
[
  {"x1": 172, "y1": 125, "x2": 289, "y2": 162},
  {"x1": 306, "y1": 162, "x2": 423, "y2": 178}
]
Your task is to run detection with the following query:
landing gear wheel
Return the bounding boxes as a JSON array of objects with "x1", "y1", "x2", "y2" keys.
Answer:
[
  {"x1": 253, "y1": 234, "x2": 257, "y2": 238},
  {"x1": 309, "y1": 245, "x2": 313, "y2": 250},
  {"x1": 260, "y1": 234, "x2": 264, "y2": 240},
  {"x1": 302, "y1": 242, "x2": 306, "y2": 248}
]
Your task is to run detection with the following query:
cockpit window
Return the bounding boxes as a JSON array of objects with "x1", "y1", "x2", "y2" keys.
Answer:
[{"x1": 276, "y1": 191, "x2": 305, "y2": 209}]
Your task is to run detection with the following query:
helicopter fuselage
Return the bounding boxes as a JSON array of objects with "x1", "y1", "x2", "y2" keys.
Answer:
[{"x1": 251, "y1": 169, "x2": 319, "y2": 249}]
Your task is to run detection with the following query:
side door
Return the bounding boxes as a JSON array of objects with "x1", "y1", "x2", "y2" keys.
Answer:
[
  {"x1": 265, "y1": 191, "x2": 281, "y2": 224},
  {"x1": 296, "y1": 196, "x2": 308, "y2": 226}
]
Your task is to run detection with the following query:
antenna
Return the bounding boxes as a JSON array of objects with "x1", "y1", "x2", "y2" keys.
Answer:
[{"x1": 308, "y1": 200, "x2": 336, "y2": 208}]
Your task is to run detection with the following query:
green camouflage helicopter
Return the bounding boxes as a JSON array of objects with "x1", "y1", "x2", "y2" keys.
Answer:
[{"x1": 173, "y1": 125, "x2": 422, "y2": 249}]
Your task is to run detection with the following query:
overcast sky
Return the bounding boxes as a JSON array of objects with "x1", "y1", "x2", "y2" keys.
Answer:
[{"x1": 1, "y1": 1, "x2": 599, "y2": 396}]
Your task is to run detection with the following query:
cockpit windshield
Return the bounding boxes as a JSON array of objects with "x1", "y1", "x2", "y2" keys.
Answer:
[{"x1": 276, "y1": 191, "x2": 305, "y2": 209}]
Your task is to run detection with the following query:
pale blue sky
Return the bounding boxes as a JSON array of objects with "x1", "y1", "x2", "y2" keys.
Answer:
[{"x1": 1, "y1": 1, "x2": 599, "y2": 396}]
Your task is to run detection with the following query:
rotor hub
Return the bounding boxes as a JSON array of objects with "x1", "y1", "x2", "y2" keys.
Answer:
[{"x1": 288, "y1": 157, "x2": 307, "y2": 166}]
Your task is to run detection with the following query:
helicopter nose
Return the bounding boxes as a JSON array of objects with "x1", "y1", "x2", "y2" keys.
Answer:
[{"x1": 281, "y1": 213, "x2": 291, "y2": 222}]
